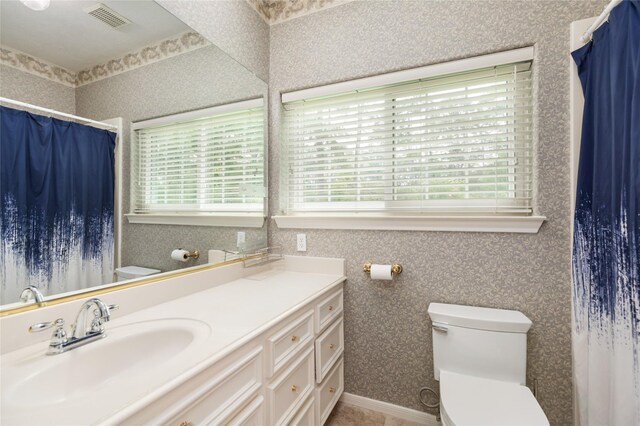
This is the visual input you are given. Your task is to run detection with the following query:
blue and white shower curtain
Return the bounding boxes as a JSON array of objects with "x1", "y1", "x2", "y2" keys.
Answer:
[
  {"x1": 571, "y1": 0, "x2": 639, "y2": 424},
  {"x1": 0, "y1": 106, "x2": 116, "y2": 304}
]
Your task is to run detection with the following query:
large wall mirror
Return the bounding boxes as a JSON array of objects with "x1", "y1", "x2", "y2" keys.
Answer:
[{"x1": 0, "y1": 0, "x2": 268, "y2": 312}]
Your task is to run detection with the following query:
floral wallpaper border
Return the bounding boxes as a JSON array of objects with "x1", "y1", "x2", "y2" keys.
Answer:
[
  {"x1": 0, "y1": 47, "x2": 77, "y2": 88},
  {"x1": 0, "y1": 31, "x2": 209, "y2": 88},
  {"x1": 245, "y1": 0, "x2": 355, "y2": 25}
]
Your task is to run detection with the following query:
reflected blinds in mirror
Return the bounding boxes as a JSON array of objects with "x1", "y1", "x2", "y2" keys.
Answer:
[
  {"x1": 132, "y1": 100, "x2": 265, "y2": 214},
  {"x1": 281, "y1": 61, "x2": 534, "y2": 215}
]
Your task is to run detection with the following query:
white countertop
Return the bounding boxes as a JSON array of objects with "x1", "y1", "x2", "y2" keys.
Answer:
[{"x1": 0, "y1": 258, "x2": 345, "y2": 425}]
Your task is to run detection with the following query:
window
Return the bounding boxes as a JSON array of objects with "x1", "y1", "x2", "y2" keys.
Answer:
[
  {"x1": 281, "y1": 49, "x2": 534, "y2": 217},
  {"x1": 130, "y1": 99, "x2": 265, "y2": 223}
]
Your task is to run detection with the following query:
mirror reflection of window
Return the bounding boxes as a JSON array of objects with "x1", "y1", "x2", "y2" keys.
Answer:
[{"x1": 131, "y1": 99, "x2": 265, "y2": 216}]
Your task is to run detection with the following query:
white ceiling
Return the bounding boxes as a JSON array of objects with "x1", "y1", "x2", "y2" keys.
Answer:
[{"x1": 0, "y1": 0, "x2": 192, "y2": 71}]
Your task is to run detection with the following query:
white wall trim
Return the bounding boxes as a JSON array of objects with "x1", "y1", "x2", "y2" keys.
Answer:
[
  {"x1": 273, "y1": 215, "x2": 545, "y2": 233},
  {"x1": 103, "y1": 117, "x2": 124, "y2": 272},
  {"x1": 340, "y1": 392, "x2": 439, "y2": 426},
  {"x1": 282, "y1": 46, "x2": 534, "y2": 103},
  {"x1": 126, "y1": 213, "x2": 265, "y2": 228},
  {"x1": 131, "y1": 98, "x2": 263, "y2": 130}
]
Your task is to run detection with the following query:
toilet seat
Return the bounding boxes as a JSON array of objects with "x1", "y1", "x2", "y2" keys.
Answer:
[{"x1": 439, "y1": 370, "x2": 550, "y2": 426}]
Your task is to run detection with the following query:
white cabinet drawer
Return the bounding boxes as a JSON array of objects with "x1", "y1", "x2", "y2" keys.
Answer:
[
  {"x1": 315, "y1": 317, "x2": 344, "y2": 383},
  {"x1": 267, "y1": 347, "x2": 315, "y2": 426},
  {"x1": 316, "y1": 357, "x2": 344, "y2": 426},
  {"x1": 225, "y1": 395, "x2": 264, "y2": 426},
  {"x1": 121, "y1": 347, "x2": 262, "y2": 425},
  {"x1": 266, "y1": 310, "x2": 314, "y2": 377},
  {"x1": 288, "y1": 394, "x2": 315, "y2": 426},
  {"x1": 170, "y1": 352, "x2": 262, "y2": 426},
  {"x1": 315, "y1": 290, "x2": 343, "y2": 333}
]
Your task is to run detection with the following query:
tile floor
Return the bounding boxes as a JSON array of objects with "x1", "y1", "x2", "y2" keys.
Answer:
[{"x1": 325, "y1": 402, "x2": 426, "y2": 426}]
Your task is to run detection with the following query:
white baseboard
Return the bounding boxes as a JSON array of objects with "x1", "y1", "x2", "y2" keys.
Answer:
[{"x1": 339, "y1": 392, "x2": 439, "y2": 426}]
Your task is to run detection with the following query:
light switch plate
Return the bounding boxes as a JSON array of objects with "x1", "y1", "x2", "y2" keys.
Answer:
[{"x1": 237, "y1": 231, "x2": 246, "y2": 247}]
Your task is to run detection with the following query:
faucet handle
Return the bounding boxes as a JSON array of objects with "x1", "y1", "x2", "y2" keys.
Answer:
[
  {"x1": 88, "y1": 304, "x2": 119, "y2": 333},
  {"x1": 29, "y1": 318, "x2": 65, "y2": 333},
  {"x1": 92, "y1": 304, "x2": 118, "y2": 320},
  {"x1": 29, "y1": 318, "x2": 68, "y2": 352}
]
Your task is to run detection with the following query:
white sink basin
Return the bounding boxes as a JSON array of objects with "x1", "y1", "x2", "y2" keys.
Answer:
[{"x1": 2, "y1": 318, "x2": 211, "y2": 411}]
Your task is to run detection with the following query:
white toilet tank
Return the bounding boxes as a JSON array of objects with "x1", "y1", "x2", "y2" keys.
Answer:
[
  {"x1": 428, "y1": 303, "x2": 532, "y2": 385},
  {"x1": 115, "y1": 266, "x2": 161, "y2": 281}
]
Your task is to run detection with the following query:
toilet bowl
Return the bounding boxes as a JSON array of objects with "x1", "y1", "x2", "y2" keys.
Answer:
[
  {"x1": 428, "y1": 303, "x2": 549, "y2": 426},
  {"x1": 439, "y1": 371, "x2": 548, "y2": 426}
]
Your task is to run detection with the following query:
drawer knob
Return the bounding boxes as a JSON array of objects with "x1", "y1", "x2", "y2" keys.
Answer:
[
  {"x1": 329, "y1": 343, "x2": 336, "y2": 350},
  {"x1": 328, "y1": 305, "x2": 334, "y2": 311},
  {"x1": 179, "y1": 422, "x2": 190, "y2": 426},
  {"x1": 329, "y1": 387, "x2": 336, "y2": 393},
  {"x1": 291, "y1": 335, "x2": 298, "y2": 342},
  {"x1": 291, "y1": 384, "x2": 298, "y2": 392}
]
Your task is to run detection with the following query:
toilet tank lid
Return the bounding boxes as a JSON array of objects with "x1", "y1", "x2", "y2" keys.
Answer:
[
  {"x1": 115, "y1": 266, "x2": 161, "y2": 278},
  {"x1": 428, "y1": 303, "x2": 532, "y2": 333}
]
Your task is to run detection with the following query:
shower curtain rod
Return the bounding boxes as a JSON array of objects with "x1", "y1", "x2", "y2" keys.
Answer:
[
  {"x1": 580, "y1": 0, "x2": 622, "y2": 43},
  {"x1": 0, "y1": 97, "x2": 118, "y2": 130}
]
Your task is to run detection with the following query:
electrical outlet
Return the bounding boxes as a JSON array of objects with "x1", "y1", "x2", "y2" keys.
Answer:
[
  {"x1": 237, "y1": 231, "x2": 246, "y2": 247},
  {"x1": 296, "y1": 233, "x2": 307, "y2": 252}
]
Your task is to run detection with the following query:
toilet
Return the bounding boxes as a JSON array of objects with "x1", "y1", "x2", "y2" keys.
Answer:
[
  {"x1": 428, "y1": 303, "x2": 550, "y2": 426},
  {"x1": 115, "y1": 266, "x2": 161, "y2": 281}
]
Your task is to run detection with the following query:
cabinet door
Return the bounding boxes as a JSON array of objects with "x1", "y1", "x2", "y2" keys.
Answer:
[
  {"x1": 315, "y1": 317, "x2": 344, "y2": 383},
  {"x1": 288, "y1": 394, "x2": 316, "y2": 426},
  {"x1": 267, "y1": 347, "x2": 315, "y2": 426},
  {"x1": 224, "y1": 395, "x2": 265, "y2": 426},
  {"x1": 316, "y1": 358, "x2": 344, "y2": 426},
  {"x1": 266, "y1": 310, "x2": 314, "y2": 378},
  {"x1": 315, "y1": 290, "x2": 343, "y2": 333}
]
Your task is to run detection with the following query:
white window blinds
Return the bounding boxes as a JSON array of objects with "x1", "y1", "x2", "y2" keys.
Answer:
[
  {"x1": 132, "y1": 100, "x2": 265, "y2": 214},
  {"x1": 282, "y1": 57, "x2": 534, "y2": 215}
]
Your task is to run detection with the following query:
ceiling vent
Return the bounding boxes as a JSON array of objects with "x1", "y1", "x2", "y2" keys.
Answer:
[{"x1": 84, "y1": 3, "x2": 132, "y2": 29}]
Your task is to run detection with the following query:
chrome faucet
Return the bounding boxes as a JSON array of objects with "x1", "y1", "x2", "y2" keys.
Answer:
[
  {"x1": 72, "y1": 298, "x2": 112, "y2": 339},
  {"x1": 20, "y1": 286, "x2": 45, "y2": 303},
  {"x1": 29, "y1": 298, "x2": 118, "y2": 355}
]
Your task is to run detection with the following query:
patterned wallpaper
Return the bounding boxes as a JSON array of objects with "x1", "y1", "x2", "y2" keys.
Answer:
[
  {"x1": 0, "y1": 31, "x2": 209, "y2": 88},
  {"x1": 267, "y1": 1, "x2": 607, "y2": 424},
  {"x1": 0, "y1": 64, "x2": 76, "y2": 113},
  {"x1": 246, "y1": 0, "x2": 355, "y2": 24},
  {"x1": 0, "y1": 47, "x2": 76, "y2": 87},
  {"x1": 76, "y1": 32, "x2": 209, "y2": 86},
  {"x1": 157, "y1": 0, "x2": 270, "y2": 82}
]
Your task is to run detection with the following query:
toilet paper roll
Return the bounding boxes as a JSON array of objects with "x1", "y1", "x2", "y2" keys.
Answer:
[
  {"x1": 171, "y1": 249, "x2": 189, "y2": 262},
  {"x1": 370, "y1": 264, "x2": 393, "y2": 280}
]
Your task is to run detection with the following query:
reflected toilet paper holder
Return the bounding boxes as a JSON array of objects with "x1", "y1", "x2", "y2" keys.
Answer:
[
  {"x1": 172, "y1": 249, "x2": 200, "y2": 261},
  {"x1": 363, "y1": 262, "x2": 403, "y2": 276},
  {"x1": 185, "y1": 250, "x2": 200, "y2": 260}
]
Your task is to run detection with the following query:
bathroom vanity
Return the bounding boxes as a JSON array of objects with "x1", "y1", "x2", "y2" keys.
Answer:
[{"x1": 0, "y1": 256, "x2": 346, "y2": 425}]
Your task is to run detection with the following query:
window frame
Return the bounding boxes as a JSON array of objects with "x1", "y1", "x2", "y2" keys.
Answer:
[
  {"x1": 126, "y1": 98, "x2": 267, "y2": 228},
  {"x1": 277, "y1": 47, "x2": 545, "y2": 233}
]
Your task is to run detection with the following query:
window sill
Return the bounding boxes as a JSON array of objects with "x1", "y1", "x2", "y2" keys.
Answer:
[
  {"x1": 272, "y1": 214, "x2": 546, "y2": 233},
  {"x1": 126, "y1": 213, "x2": 265, "y2": 228}
]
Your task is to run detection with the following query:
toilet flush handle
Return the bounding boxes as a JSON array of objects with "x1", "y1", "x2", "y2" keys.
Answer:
[{"x1": 432, "y1": 324, "x2": 448, "y2": 333}]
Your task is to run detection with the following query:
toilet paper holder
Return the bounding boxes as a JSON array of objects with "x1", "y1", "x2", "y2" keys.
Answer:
[
  {"x1": 363, "y1": 262, "x2": 403, "y2": 276},
  {"x1": 185, "y1": 250, "x2": 200, "y2": 260},
  {"x1": 171, "y1": 249, "x2": 200, "y2": 263}
]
